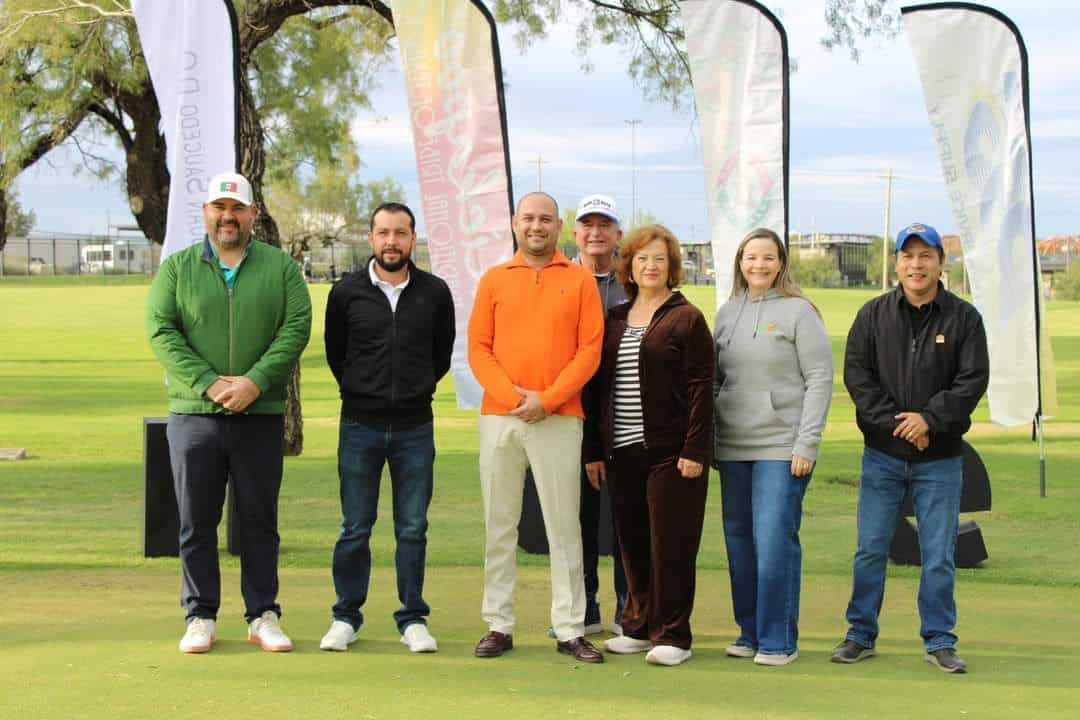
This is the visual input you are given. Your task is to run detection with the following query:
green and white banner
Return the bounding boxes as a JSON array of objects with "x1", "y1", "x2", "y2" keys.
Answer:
[
  {"x1": 681, "y1": 0, "x2": 789, "y2": 307},
  {"x1": 133, "y1": 0, "x2": 241, "y2": 260}
]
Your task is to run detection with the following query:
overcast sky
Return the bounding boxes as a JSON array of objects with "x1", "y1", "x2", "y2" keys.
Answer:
[{"x1": 14, "y1": 0, "x2": 1080, "y2": 242}]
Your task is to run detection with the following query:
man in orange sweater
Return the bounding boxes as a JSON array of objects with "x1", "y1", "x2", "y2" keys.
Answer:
[{"x1": 468, "y1": 192, "x2": 605, "y2": 663}]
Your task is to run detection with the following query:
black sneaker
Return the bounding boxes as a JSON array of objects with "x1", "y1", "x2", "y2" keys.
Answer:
[
  {"x1": 831, "y1": 639, "x2": 877, "y2": 664},
  {"x1": 925, "y1": 648, "x2": 967, "y2": 673}
]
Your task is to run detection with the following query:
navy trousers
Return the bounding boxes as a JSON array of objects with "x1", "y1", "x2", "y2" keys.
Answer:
[{"x1": 167, "y1": 413, "x2": 284, "y2": 623}]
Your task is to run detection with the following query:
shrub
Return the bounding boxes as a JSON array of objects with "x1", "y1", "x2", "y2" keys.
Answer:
[
  {"x1": 790, "y1": 251, "x2": 844, "y2": 288},
  {"x1": 1053, "y1": 262, "x2": 1080, "y2": 300}
]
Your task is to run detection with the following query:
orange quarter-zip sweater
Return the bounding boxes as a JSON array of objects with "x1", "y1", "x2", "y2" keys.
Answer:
[{"x1": 468, "y1": 248, "x2": 604, "y2": 418}]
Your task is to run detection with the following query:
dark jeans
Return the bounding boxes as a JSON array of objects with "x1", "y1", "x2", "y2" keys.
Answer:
[
  {"x1": 331, "y1": 419, "x2": 434, "y2": 633},
  {"x1": 167, "y1": 413, "x2": 284, "y2": 623},
  {"x1": 845, "y1": 447, "x2": 964, "y2": 652},
  {"x1": 719, "y1": 460, "x2": 810, "y2": 656},
  {"x1": 610, "y1": 443, "x2": 708, "y2": 649},
  {"x1": 580, "y1": 466, "x2": 627, "y2": 625}
]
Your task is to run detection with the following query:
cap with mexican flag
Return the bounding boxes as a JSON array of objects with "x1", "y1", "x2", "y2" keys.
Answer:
[{"x1": 206, "y1": 171, "x2": 254, "y2": 205}]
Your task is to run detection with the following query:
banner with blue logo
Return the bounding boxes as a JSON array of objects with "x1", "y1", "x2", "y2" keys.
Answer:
[{"x1": 903, "y1": 3, "x2": 1056, "y2": 427}]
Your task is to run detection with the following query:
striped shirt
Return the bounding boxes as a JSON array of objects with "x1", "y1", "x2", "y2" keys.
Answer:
[{"x1": 613, "y1": 325, "x2": 647, "y2": 448}]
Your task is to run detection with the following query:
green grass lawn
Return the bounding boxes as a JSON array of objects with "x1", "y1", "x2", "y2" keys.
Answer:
[{"x1": 1, "y1": 279, "x2": 1078, "y2": 718}]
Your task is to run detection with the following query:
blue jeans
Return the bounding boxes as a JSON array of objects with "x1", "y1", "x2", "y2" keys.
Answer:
[
  {"x1": 331, "y1": 419, "x2": 434, "y2": 633},
  {"x1": 719, "y1": 460, "x2": 810, "y2": 655},
  {"x1": 845, "y1": 447, "x2": 963, "y2": 652}
]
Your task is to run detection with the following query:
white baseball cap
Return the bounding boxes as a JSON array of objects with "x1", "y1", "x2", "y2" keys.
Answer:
[
  {"x1": 575, "y1": 194, "x2": 620, "y2": 224},
  {"x1": 206, "y1": 171, "x2": 254, "y2": 205}
]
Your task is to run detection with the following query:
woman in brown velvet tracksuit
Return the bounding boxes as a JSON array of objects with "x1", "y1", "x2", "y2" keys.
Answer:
[{"x1": 583, "y1": 224, "x2": 714, "y2": 667}]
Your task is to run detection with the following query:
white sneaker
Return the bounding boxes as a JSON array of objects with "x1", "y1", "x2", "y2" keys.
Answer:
[
  {"x1": 400, "y1": 623, "x2": 438, "y2": 653},
  {"x1": 247, "y1": 610, "x2": 293, "y2": 652},
  {"x1": 319, "y1": 620, "x2": 358, "y2": 651},
  {"x1": 179, "y1": 618, "x2": 215, "y2": 653},
  {"x1": 646, "y1": 645, "x2": 692, "y2": 666},
  {"x1": 604, "y1": 635, "x2": 652, "y2": 654},
  {"x1": 754, "y1": 650, "x2": 799, "y2": 666},
  {"x1": 610, "y1": 623, "x2": 623, "y2": 636},
  {"x1": 725, "y1": 643, "x2": 756, "y2": 658}
]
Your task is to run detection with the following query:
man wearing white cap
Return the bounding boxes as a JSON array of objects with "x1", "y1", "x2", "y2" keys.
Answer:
[
  {"x1": 147, "y1": 171, "x2": 312, "y2": 654},
  {"x1": 573, "y1": 194, "x2": 629, "y2": 636}
]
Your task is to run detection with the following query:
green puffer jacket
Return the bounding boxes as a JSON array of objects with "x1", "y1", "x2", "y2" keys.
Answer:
[{"x1": 146, "y1": 237, "x2": 312, "y2": 414}]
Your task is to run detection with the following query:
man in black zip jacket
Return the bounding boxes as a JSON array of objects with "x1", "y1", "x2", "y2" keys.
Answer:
[
  {"x1": 319, "y1": 202, "x2": 455, "y2": 654},
  {"x1": 832, "y1": 222, "x2": 988, "y2": 674}
]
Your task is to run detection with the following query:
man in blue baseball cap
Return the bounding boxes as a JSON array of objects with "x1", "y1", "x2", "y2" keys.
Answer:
[{"x1": 832, "y1": 222, "x2": 988, "y2": 674}]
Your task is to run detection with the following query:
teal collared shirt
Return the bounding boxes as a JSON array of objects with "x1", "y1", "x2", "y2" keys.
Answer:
[{"x1": 208, "y1": 239, "x2": 251, "y2": 289}]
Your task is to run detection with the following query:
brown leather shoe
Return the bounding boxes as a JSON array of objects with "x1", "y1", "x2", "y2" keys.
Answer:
[
  {"x1": 557, "y1": 636, "x2": 604, "y2": 663},
  {"x1": 474, "y1": 631, "x2": 513, "y2": 658}
]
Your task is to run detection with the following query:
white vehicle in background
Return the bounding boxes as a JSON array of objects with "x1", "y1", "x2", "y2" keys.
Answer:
[{"x1": 80, "y1": 240, "x2": 154, "y2": 273}]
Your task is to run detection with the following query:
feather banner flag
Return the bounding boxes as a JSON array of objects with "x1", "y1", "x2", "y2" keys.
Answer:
[
  {"x1": 393, "y1": 0, "x2": 515, "y2": 408},
  {"x1": 680, "y1": 0, "x2": 790, "y2": 307},
  {"x1": 133, "y1": 0, "x2": 241, "y2": 260},
  {"x1": 903, "y1": 2, "x2": 1056, "y2": 428}
]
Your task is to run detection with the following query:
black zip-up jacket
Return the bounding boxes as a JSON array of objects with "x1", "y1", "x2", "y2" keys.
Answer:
[
  {"x1": 324, "y1": 259, "x2": 455, "y2": 429},
  {"x1": 584, "y1": 292, "x2": 714, "y2": 466},
  {"x1": 844, "y1": 283, "x2": 988, "y2": 462}
]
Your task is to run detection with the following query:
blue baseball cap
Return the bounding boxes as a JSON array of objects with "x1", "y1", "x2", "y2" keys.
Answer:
[{"x1": 895, "y1": 222, "x2": 943, "y2": 253}]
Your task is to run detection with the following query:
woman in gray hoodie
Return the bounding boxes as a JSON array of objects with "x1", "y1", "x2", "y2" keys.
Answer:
[{"x1": 713, "y1": 228, "x2": 833, "y2": 667}]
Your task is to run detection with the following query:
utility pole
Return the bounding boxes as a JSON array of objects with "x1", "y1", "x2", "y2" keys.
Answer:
[
  {"x1": 532, "y1": 154, "x2": 548, "y2": 191},
  {"x1": 625, "y1": 119, "x2": 641, "y2": 226},
  {"x1": 880, "y1": 168, "x2": 894, "y2": 292}
]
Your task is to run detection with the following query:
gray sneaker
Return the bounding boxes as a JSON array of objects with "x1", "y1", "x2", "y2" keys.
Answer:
[
  {"x1": 925, "y1": 648, "x2": 967, "y2": 673},
  {"x1": 831, "y1": 639, "x2": 877, "y2": 664}
]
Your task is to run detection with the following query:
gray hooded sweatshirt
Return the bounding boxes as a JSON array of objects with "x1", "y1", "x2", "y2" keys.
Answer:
[{"x1": 713, "y1": 289, "x2": 833, "y2": 462}]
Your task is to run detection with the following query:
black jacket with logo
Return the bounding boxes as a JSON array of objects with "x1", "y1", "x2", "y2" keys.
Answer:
[
  {"x1": 324, "y1": 259, "x2": 455, "y2": 429},
  {"x1": 844, "y1": 283, "x2": 989, "y2": 461}
]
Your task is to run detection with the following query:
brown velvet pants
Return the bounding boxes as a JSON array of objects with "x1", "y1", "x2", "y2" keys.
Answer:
[{"x1": 610, "y1": 442, "x2": 708, "y2": 649}]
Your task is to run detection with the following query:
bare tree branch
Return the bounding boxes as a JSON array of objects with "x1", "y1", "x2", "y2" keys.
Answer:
[
  {"x1": 239, "y1": 0, "x2": 393, "y2": 59},
  {"x1": 87, "y1": 101, "x2": 132, "y2": 151}
]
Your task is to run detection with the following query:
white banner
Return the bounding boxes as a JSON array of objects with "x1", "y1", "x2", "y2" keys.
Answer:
[
  {"x1": 903, "y1": 4, "x2": 1042, "y2": 426},
  {"x1": 393, "y1": 0, "x2": 515, "y2": 408},
  {"x1": 681, "y1": 0, "x2": 788, "y2": 307},
  {"x1": 133, "y1": 0, "x2": 240, "y2": 260}
]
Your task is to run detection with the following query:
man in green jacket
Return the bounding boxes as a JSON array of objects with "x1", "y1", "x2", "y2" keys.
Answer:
[{"x1": 147, "y1": 172, "x2": 312, "y2": 654}]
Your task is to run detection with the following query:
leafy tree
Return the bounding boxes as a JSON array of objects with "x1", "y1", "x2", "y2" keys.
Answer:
[
  {"x1": 0, "y1": 188, "x2": 37, "y2": 246},
  {"x1": 865, "y1": 234, "x2": 886, "y2": 288},
  {"x1": 790, "y1": 249, "x2": 844, "y2": 288},
  {"x1": 1052, "y1": 263, "x2": 1080, "y2": 301},
  {"x1": 557, "y1": 207, "x2": 578, "y2": 258},
  {"x1": 269, "y1": 172, "x2": 404, "y2": 261},
  {"x1": 822, "y1": 0, "x2": 899, "y2": 61}
]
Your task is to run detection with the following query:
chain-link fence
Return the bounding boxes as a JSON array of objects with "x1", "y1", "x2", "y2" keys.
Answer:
[
  {"x1": 1, "y1": 232, "x2": 437, "y2": 281},
  {"x1": 0, "y1": 233, "x2": 161, "y2": 277}
]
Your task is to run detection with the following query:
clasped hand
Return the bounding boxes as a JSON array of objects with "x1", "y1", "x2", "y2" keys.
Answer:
[
  {"x1": 893, "y1": 411, "x2": 929, "y2": 451},
  {"x1": 207, "y1": 376, "x2": 261, "y2": 412},
  {"x1": 509, "y1": 385, "x2": 547, "y2": 424}
]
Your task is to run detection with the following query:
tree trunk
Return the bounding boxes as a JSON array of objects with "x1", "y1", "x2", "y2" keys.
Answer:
[
  {"x1": 123, "y1": 84, "x2": 169, "y2": 245},
  {"x1": 237, "y1": 70, "x2": 304, "y2": 456},
  {"x1": 0, "y1": 187, "x2": 8, "y2": 251}
]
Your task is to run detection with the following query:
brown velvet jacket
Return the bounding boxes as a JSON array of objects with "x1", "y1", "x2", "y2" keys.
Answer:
[{"x1": 583, "y1": 292, "x2": 714, "y2": 466}]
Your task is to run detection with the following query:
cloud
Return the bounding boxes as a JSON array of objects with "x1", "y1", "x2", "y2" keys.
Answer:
[{"x1": 352, "y1": 111, "x2": 413, "y2": 149}]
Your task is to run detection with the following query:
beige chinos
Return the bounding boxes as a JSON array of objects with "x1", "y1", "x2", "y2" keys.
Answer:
[{"x1": 479, "y1": 414, "x2": 585, "y2": 641}]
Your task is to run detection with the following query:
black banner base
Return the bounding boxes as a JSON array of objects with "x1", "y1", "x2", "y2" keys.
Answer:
[
  {"x1": 517, "y1": 467, "x2": 615, "y2": 556},
  {"x1": 143, "y1": 417, "x2": 239, "y2": 558}
]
